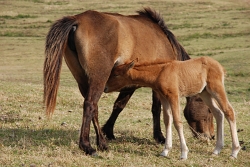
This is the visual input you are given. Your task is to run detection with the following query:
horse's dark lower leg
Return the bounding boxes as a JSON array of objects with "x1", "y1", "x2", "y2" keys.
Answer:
[
  {"x1": 102, "y1": 88, "x2": 136, "y2": 140},
  {"x1": 92, "y1": 106, "x2": 108, "y2": 151},
  {"x1": 152, "y1": 91, "x2": 165, "y2": 143},
  {"x1": 79, "y1": 100, "x2": 97, "y2": 155},
  {"x1": 79, "y1": 86, "x2": 107, "y2": 155}
]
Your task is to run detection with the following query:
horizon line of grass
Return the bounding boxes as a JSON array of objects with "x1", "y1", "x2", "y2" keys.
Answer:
[
  {"x1": 0, "y1": 31, "x2": 42, "y2": 37},
  {"x1": 0, "y1": 14, "x2": 37, "y2": 20},
  {"x1": 180, "y1": 31, "x2": 250, "y2": 41}
]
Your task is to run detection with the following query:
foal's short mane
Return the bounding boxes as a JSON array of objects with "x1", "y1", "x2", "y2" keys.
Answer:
[
  {"x1": 137, "y1": 8, "x2": 190, "y2": 61},
  {"x1": 133, "y1": 60, "x2": 171, "y2": 68}
]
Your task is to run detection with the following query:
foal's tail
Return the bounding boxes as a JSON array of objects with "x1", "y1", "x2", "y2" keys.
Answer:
[
  {"x1": 44, "y1": 16, "x2": 77, "y2": 117},
  {"x1": 137, "y1": 7, "x2": 190, "y2": 61}
]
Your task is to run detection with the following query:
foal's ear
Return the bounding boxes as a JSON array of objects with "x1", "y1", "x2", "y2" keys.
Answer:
[
  {"x1": 126, "y1": 59, "x2": 136, "y2": 70},
  {"x1": 128, "y1": 61, "x2": 135, "y2": 69}
]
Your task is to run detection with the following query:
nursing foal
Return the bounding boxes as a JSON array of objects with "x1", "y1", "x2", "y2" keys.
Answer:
[{"x1": 104, "y1": 56, "x2": 240, "y2": 159}]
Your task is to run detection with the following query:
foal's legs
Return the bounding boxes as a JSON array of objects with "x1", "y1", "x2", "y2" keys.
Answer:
[
  {"x1": 206, "y1": 85, "x2": 240, "y2": 158},
  {"x1": 160, "y1": 99, "x2": 173, "y2": 157},
  {"x1": 200, "y1": 89, "x2": 240, "y2": 158},
  {"x1": 168, "y1": 96, "x2": 189, "y2": 159},
  {"x1": 199, "y1": 90, "x2": 224, "y2": 155}
]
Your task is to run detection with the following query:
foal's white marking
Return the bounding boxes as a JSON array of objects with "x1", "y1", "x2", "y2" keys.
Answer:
[
  {"x1": 160, "y1": 99, "x2": 173, "y2": 157},
  {"x1": 160, "y1": 97, "x2": 189, "y2": 159}
]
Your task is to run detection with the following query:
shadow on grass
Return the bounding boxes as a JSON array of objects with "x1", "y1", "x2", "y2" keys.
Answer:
[
  {"x1": 110, "y1": 131, "x2": 158, "y2": 146},
  {"x1": 105, "y1": 129, "x2": 161, "y2": 156},
  {"x1": 0, "y1": 127, "x2": 160, "y2": 156},
  {"x1": 0, "y1": 127, "x2": 79, "y2": 149}
]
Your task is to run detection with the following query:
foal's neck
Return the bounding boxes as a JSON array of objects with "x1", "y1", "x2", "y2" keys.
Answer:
[{"x1": 128, "y1": 61, "x2": 172, "y2": 86}]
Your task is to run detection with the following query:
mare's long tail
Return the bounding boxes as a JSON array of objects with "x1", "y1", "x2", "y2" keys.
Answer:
[{"x1": 44, "y1": 16, "x2": 77, "y2": 117}]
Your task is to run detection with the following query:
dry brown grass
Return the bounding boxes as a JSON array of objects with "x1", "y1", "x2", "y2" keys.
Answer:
[{"x1": 0, "y1": 0, "x2": 250, "y2": 166}]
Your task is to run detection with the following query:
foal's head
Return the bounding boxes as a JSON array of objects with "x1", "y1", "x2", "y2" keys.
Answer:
[{"x1": 104, "y1": 60, "x2": 135, "y2": 93}]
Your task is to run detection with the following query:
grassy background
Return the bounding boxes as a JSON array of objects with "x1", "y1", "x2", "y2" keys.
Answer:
[{"x1": 0, "y1": 0, "x2": 250, "y2": 166}]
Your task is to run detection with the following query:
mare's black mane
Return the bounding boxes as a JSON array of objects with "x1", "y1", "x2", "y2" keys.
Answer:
[{"x1": 137, "y1": 8, "x2": 190, "y2": 61}]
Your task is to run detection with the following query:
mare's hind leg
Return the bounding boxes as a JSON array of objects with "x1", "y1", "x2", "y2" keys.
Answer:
[
  {"x1": 92, "y1": 106, "x2": 108, "y2": 151},
  {"x1": 102, "y1": 88, "x2": 136, "y2": 140},
  {"x1": 78, "y1": 83, "x2": 108, "y2": 155}
]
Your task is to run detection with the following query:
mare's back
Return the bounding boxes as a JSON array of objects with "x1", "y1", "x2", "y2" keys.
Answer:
[{"x1": 76, "y1": 10, "x2": 177, "y2": 62}]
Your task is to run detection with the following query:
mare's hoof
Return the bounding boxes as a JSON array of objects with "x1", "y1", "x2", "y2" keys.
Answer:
[
  {"x1": 79, "y1": 145, "x2": 96, "y2": 155},
  {"x1": 106, "y1": 135, "x2": 116, "y2": 140},
  {"x1": 102, "y1": 127, "x2": 116, "y2": 140},
  {"x1": 98, "y1": 143, "x2": 108, "y2": 151},
  {"x1": 91, "y1": 152, "x2": 99, "y2": 157},
  {"x1": 154, "y1": 134, "x2": 165, "y2": 144}
]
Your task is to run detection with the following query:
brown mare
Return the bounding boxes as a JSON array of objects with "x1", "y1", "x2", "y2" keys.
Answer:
[
  {"x1": 104, "y1": 56, "x2": 241, "y2": 159},
  {"x1": 44, "y1": 8, "x2": 211, "y2": 155}
]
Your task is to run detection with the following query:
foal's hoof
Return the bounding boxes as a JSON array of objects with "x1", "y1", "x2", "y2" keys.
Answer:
[
  {"x1": 211, "y1": 153, "x2": 219, "y2": 157},
  {"x1": 160, "y1": 150, "x2": 169, "y2": 157},
  {"x1": 229, "y1": 155, "x2": 237, "y2": 160},
  {"x1": 180, "y1": 156, "x2": 188, "y2": 160}
]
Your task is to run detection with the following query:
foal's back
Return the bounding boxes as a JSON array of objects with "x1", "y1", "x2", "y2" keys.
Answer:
[{"x1": 162, "y1": 56, "x2": 224, "y2": 97}]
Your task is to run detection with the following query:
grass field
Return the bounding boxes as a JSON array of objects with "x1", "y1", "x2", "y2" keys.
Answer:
[{"x1": 0, "y1": 0, "x2": 250, "y2": 166}]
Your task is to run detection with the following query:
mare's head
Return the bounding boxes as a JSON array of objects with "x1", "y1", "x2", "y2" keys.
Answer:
[{"x1": 104, "y1": 60, "x2": 135, "y2": 93}]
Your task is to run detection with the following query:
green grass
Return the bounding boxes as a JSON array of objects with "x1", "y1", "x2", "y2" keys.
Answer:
[{"x1": 0, "y1": 0, "x2": 250, "y2": 166}]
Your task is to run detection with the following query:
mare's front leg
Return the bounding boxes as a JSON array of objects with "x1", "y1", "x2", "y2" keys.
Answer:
[
  {"x1": 152, "y1": 91, "x2": 165, "y2": 143},
  {"x1": 160, "y1": 99, "x2": 173, "y2": 157},
  {"x1": 102, "y1": 88, "x2": 136, "y2": 140},
  {"x1": 102, "y1": 89, "x2": 165, "y2": 143}
]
